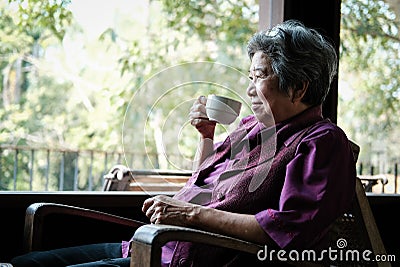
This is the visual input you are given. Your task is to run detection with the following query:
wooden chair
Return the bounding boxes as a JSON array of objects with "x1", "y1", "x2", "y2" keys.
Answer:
[
  {"x1": 22, "y1": 142, "x2": 391, "y2": 266},
  {"x1": 103, "y1": 166, "x2": 191, "y2": 192},
  {"x1": 129, "y1": 177, "x2": 390, "y2": 267},
  {"x1": 129, "y1": 141, "x2": 390, "y2": 266},
  {"x1": 23, "y1": 177, "x2": 390, "y2": 266}
]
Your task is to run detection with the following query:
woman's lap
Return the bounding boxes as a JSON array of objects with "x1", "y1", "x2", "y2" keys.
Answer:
[
  {"x1": 11, "y1": 243, "x2": 129, "y2": 267},
  {"x1": 68, "y1": 258, "x2": 130, "y2": 267}
]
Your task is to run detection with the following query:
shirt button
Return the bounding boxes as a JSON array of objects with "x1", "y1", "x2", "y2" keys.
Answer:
[
  {"x1": 178, "y1": 258, "x2": 188, "y2": 266},
  {"x1": 217, "y1": 192, "x2": 225, "y2": 201}
]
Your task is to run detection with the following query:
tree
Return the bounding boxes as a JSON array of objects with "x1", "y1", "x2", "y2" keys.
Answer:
[
  {"x1": 0, "y1": 0, "x2": 257, "y2": 190},
  {"x1": 339, "y1": 0, "x2": 400, "y2": 167},
  {"x1": 1, "y1": 0, "x2": 72, "y2": 107},
  {"x1": 117, "y1": 0, "x2": 258, "y2": 170},
  {"x1": 385, "y1": 0, "x2": 400, "y2": 24}
]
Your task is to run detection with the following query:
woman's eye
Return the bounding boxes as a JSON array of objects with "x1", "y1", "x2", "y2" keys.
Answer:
[{"x1": 249, "y1": 74, "x2": 266, "y2": 82}]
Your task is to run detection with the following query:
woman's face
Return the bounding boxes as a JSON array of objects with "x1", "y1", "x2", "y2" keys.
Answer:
[{"x1": 246, "y1": 51, "x2": 293, "y2": 126}]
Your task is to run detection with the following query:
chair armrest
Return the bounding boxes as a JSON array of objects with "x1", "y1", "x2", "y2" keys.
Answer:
[
  {"x1": 24, "y1": 202, "x2": 144, "y2": 252},
  {"x1": 130, "y1": 224, "x2": 322, "y2": 267},
  {"x1": 130, "y1": 224, "x2": 262, "y2": 267}
]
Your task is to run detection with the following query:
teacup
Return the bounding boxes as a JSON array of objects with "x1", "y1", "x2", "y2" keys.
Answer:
[{"x1": 206, "y1": 95, "x2": 242, "y2": 125}]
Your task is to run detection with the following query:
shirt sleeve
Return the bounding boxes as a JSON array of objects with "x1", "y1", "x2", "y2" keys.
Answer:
[{"x1": 254, "y1": 126, "x2": 356, "y2": 249}]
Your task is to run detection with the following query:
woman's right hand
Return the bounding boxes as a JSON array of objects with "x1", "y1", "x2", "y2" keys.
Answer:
[{"x1": 189, "y1": 96, "x2": 216, "y2": 139}]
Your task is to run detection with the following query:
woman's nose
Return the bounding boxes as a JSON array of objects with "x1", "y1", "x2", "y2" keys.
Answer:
[{"x1": 246, "y1": 81, "x2": 256, "y2": 97}]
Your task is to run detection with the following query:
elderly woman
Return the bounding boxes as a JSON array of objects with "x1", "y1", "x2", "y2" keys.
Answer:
[{"x1": 12, "y1": 20, "x2": 356, "y2": 267}]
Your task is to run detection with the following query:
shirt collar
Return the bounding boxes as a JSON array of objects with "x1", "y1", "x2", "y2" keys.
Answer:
[
  {"x1": 233, "y1": 105, "x2": 324, "y2": 148},
  {"x1": 278, "y1": 105, "x2": 324, "y2": 147}
]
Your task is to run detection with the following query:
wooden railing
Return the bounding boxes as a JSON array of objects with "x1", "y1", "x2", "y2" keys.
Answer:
[
  {"x1": 358, "y1": 162, "x2": 399, "y2": 194},
  {"x1": 0, "y1": 145, "x2": 192, "y2": 191},
  {"x1": 1, "y1": 144, "x2": 399, "y2": 194}
]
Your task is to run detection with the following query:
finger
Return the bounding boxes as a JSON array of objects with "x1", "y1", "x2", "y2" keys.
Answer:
[
  {"x1": 198, "y1": 95, "x2": 207, "y2": 105},
  {"x1": 198, "y1": 102, "x2": 207, "y2": 114},
  {"x1": 189, "y1": 104, "x2": 208, "y2": 119},
  {"x1": 150, "y1": 211, "x2": 157, "y2": 224},
  {"x1": 190, "y1": 102, "x2": 207, "y2": 115},
  {"x1": 190, "y1": 97, "x2": 202, "y2": 109},
  {"x1": 145, "y1": 201, "x2": 158, "y2": 218},
  {"x1": 189, "y1": 112, "x2": 209, "y2": 125},
  {"x1": 188, "y1": 108, "x2": 204, "y2": 118},
  {"x1": 190, "y1": 118, "x2": 199, "y2": 126},
  {"x1": 142, "y1": 197, "x2": 155, "y2": 213},
  {"x1": 150, "y1": 206, "x2": 164, "y2": 224},
  {"x1": 145, "y1": 196, "x2": 167, "y2": 218},
  {"x1": 189, "y1": 111, "x2": 208, "y2": 122},
  {"x1": 190, "y1": 118, "x2": 210, "y2": 126}
]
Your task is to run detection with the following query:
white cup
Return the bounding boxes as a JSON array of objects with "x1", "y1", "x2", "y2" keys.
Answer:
[{"x1": 206, "y1": 95, "x2": 242, "y2": 125}]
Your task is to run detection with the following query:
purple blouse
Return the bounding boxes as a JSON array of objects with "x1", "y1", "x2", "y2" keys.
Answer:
[{"x1": 123, "y1": 105, "x2": 356, "y2": 266}]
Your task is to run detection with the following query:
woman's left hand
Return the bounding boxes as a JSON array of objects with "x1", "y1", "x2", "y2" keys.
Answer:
[
  {"x1": 142, "y1": 195, "x2": 201, "y2": 226},
  {"x1": 142, "y1": 195, "x2": 271, "y2": 244}
]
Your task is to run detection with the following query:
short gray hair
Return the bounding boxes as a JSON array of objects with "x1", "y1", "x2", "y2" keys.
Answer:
[{"x1": 247, "y1": 20, "x2": 337, "y2": 106}]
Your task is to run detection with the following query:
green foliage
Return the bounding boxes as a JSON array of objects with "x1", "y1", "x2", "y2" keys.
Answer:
[
  {"x1": 159, "y1": 0, "x2": 258, "y2": 45},
  {"x1": 339, "y1": 0, "x2": 400, "y2": 163},
  {"x1": 2, "y1": 0, "x2": 400, "y2": 188},
  {"x1": 0, "y1": 0, "x2": 73, "y2": 112},
  {"x1": 6, "y1": 0, "x2": 72, "y2": 40},
  {"x1": 341, "y1": 0, "x2": 399, "y2": 70},
  {"x1": 114, "y1": 1, "x2": 256, "y2": 170},
  {"x1": 0, "y1": 0, "x2": 257, "y2": 190}
]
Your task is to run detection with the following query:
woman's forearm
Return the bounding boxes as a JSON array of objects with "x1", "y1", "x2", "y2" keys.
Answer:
[
  {"x1": 143, "y1": 195, "x2": 274, "y2": 245},
  {"x1": 188, "y1": 206, "x2": 274, "y2": 245},
  {"x1": 193, "y1": 137, "x2": 215, "y2": 170}
]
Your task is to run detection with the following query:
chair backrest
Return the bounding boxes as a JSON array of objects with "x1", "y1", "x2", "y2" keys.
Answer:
[
  {"x1": 103, "y1": 166, "x2": 133, "y2": 191},
  {"x1": 327, "y1": 178, "x2": 390, "y2": 266},
  {"x1": 327, "y1": 141, "x2": 390, "y2": 266}
]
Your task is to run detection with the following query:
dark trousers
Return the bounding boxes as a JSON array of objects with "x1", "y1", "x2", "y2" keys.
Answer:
[{"x1": 11, "y1": 243, "x2": 130, "y2": 267}]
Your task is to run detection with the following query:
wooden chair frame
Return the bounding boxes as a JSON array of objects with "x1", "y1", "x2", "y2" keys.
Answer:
[
  {"x1": 22, "y1": 177, "x2": 390, "y2": 267},
  {"x1": 22, "y1": 141, "x2": 391, "y2": 267},
  {"x1": 23, "y1": 202, "x2": 145, "y2": 253},
  {"x1": 129, "y1": 178, "x2": 390, "y2": 267}
]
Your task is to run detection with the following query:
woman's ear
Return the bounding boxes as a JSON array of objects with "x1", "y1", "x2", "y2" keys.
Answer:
[{"x1": 291, "y1": 81, "x2": 309, "y2": 103}]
